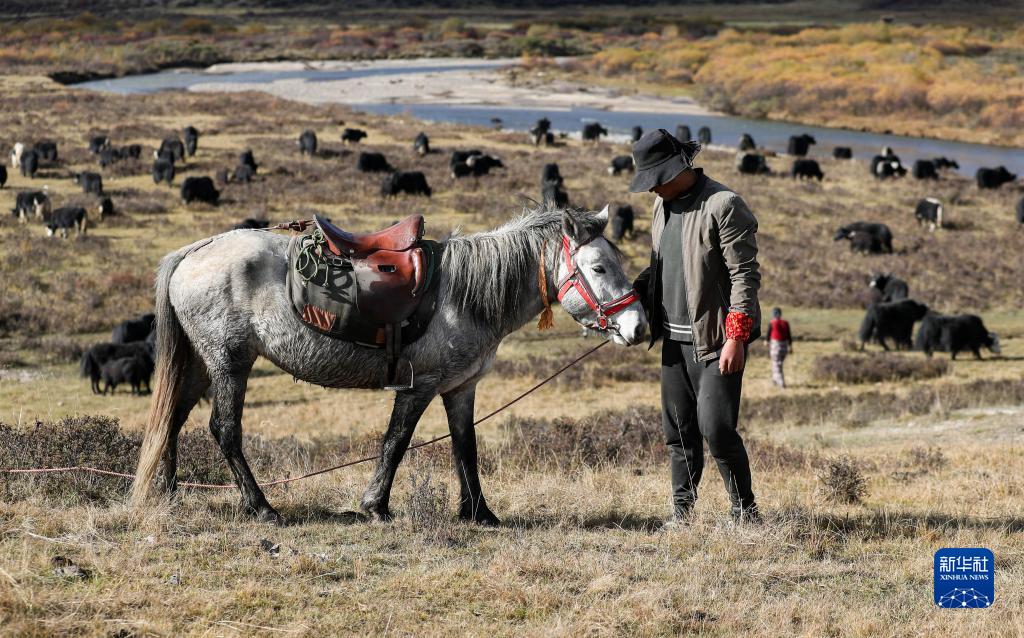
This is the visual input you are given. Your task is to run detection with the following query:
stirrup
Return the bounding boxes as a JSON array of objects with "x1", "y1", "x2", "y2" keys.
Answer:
[{"x1": 384, "y1": 359, "x2": 415, "y2": 391}]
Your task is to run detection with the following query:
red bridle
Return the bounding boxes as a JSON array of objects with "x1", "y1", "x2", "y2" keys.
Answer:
[{"x1": 555, "y1": 234, "x2": 640, "y2": 331}]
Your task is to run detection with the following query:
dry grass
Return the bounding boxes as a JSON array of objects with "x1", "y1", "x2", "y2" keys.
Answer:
[{"x1": 1, "y1": 73, "x2": 1023, "y2": 636}]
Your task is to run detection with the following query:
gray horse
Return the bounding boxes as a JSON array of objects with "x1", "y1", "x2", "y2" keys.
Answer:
[{"x1": 131, "y1": 206, "x2": 646, "y2": 525}]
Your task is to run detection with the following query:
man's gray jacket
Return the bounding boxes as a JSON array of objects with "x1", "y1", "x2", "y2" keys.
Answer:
[{"x1": 633, "y1": 172, "x2": 762, "y2": 361}]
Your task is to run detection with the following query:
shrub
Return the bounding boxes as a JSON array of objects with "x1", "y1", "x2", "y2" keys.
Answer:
[
  {"x1": 817, "y1": 455, "x2": 868, "y2": 504},
  {"x1": 813, "y1": 353, "x2": 948, "y2": 384}
]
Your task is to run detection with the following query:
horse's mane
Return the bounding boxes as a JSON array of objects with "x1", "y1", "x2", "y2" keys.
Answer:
[{"x1": 442, "y1": 205, "x2": 605, "y2": 332}]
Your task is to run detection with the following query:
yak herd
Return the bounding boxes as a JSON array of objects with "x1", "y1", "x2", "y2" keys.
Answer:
[{"x1": 3, "y1": 115, "x2": 1019, "y2": 397}]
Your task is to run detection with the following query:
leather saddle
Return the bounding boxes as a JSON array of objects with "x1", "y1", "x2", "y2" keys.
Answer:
[
  {"x1": 315, "y1": 214, "x2": 426, "y2": 326},
  {"x1": 290, "y1": 214, "x2": 437, "y2": 390}
]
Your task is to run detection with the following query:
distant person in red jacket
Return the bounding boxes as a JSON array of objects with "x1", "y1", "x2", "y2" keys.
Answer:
[{"x1": 768, "y1": 308, "x2": 792, "y2": 388}]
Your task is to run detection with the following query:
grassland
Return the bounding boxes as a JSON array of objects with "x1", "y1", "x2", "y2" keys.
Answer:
[{"x1": 0, "y1": 73, "x2": 1023, "y2": 636}]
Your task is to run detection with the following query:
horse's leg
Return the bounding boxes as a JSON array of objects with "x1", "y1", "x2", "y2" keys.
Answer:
[
  {"x1": 208, "y1": 370, "x2": 281, "y2": 524},
  {"x1": 160, "y1": 356, "x2": 210, "y2": 494},
  {"x1": 442, "y1": 383, "x2": 499, "y2": 525},
  {"x1": 361, "y1": 389, "x2": 435, "y2": 521}
]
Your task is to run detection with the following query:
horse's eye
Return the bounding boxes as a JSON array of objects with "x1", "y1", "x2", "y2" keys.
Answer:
[{"x1": 592, "y1": 265, "x2": 606, "y2": 274}]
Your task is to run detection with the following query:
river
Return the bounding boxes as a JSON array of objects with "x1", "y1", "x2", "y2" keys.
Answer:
[{"x1": 75, "y1": 60, "x2": 1023, "y2": 178}]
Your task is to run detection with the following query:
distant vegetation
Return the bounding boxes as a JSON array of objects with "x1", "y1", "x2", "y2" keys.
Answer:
[
  {"x1": 0, "y1": 10, "x2": 1019, "y2": 143},
  {"x1": 574, "y1": 23, "x2": 1024, "y2": 147}
]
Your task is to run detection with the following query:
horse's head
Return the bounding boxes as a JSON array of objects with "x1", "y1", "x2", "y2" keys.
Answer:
[{"x1": 556, "y1": 207, "x2": 647, "y2": 346}]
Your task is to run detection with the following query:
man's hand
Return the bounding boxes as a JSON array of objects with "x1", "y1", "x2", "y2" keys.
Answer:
[{"x1": 719, "y1": 338, "x2": 745, "y2": 375}]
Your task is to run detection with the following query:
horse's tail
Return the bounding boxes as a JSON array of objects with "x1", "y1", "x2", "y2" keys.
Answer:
[{"x1": 130, "y1": 247, "x2": 193, "y2": 506}]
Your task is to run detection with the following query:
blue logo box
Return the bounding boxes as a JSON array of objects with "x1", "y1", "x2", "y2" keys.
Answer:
[{"x1": 934, "y1": 548, "x2": 994, "y2": 608}]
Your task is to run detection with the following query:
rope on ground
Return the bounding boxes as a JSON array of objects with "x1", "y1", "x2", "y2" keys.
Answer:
[{"x1": 1, "y1": 340, "x2": 609, "y2": 489}]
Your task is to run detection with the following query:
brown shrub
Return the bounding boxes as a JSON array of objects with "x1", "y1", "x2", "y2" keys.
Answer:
[
  {"x1": 813, "y1": 353, "x2": 949, "y2": 384},
  {"x1": 817, "y1": 455, "x2": 868, "y2": 504}
]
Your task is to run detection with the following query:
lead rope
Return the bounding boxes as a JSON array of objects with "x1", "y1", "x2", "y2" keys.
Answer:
[
  {"x1": 537, "y1": 241, "x2": 554, "y2": 330},
  {"x1": 0, "y1": 341, "x2": 608, "y2": 489}
]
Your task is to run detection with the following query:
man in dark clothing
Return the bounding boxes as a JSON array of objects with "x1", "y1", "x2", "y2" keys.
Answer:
[{"x1": 630, "y1": 129, "x2": 762, "y2": 524}]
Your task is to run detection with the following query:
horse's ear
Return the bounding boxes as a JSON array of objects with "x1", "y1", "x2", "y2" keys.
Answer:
[
  {"x1": 594, "y1": 205, "x2": 610, "y2": 232},
  {"x1": 562, "y1": 210, "x2": 585, "y2": 245}
]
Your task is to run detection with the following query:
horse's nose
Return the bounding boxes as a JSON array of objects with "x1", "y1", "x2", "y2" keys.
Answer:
[{"x1": 619, "y1": 307, "x2": 647, "y2": 345}]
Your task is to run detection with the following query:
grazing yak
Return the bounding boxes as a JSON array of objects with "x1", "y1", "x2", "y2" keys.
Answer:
[
  {"x1": 341, "y1": 128, "x2": 367, "y2": 144},
  {"x1": 530, "y1": 118, "x2": 551, "y2": 146},
  {"x1": 791, "y1": 159, "x2": 824, "y2": 180},
  {"x1": 299, "y1": 130, "x2": 318, "y2": 156},
  {"x1": 99, "y1": 147, "x2": 124, "y2": 168},
  {"x1": 697, "y1": 126, "x2": 712, "y2": 145},
  {"x1": 233, "y1": 218, "x2": 270, "y2": 230},
  {"x1": 466, "y1": 154, "x2": 503, "y2": 174},
  {"x1": 0, "y1": 165, "x2": 6, "y2": 189},
  {"x1": 238, "y1": 149, "x2": 258, "y2": 174},
  {"x1": 413, "y1": 132, "x2": 430, "y2": 155},
  {"x1": 381, "y1": 171, "x2": 431, "y2": 197},
  {"x1": 11, "y1": 190, "x2": 49, "y2": 221},
  {"x1": 1016, "y1": 197, "x2": 1024, "y2": 225},
  {"x1": 97, "y1": 197, "x2": 115, "y2": 219},
  {"x1": 872, "y1": 155, "x2": 907, "y2": 179},
  {"x1": 74, "y1": 171, "x2": 103, "y2": 195},
  {"x1": 452, "y1": 154, "x2": 503, "y2": 178},
  {"x1": 88, "y1": 135, "x2": 110, "y2": 154},
  {"x1": 100, "y1": 354, "x2": 154, "y2": 396},
  {"x1": 675, "y1": 125, "x2": 691, "y2": 143},
  {"x1": 33, "y1": 141, "x2": 58, "y2": 162},
  {"x1": 233, "y1": 163, "x2": 255, "y2": 184},
  {"x1": 181, "y1": 176, "x2": 219, "y2": 204},
  {"x1": 859, "y1": 299, "x2": 929, "y2": 351},
  {"x1": 9, "y1": 142, "x2": 24, "y2": 168},
  {"x1": 611, "y1": 204, "x2": 635, "y2": 241},
  {"x1": 736, "y1": 153, "x2": 770, "y2": 175},
  {"x1": 152, "y1": 158, "x2": 175, "y2": 185},
  {"x1": 608, "y1": 155, "x2": 635, "y2": 176},
  {"x1": 912, "y1": 159, "x2": 939, "y2": 180},
  {"x1": 868, "y1": 272, "x2": 909, "y2": 303},
  {"x1": 123, "y1": 144, "x2": 142, "y2": 160},
  {"x1": 833, "y1": 146, "x2": 853, "y2": 159},
  {"x1": 357, "y1": 151, "x2": 393, "y2": 173},
  {"x1": 80, "y1": 341, "x2": 153, "y2": 394},
  {"x1": 834, "y1": 222, "x2": 893, "y2": 254},
  {"x1": 542, "y1": 180, "x2": 569, "y2": 208},
  {"x1": 20, "y1": 149, "x2": 39, "y2": 178},
  {"x1": 914, "y1": 197, "x2": 943, "y2": 231},
  {"x1": 450, "y1": 149, "x2": 483, "y2": 167},
  {"x1": 581, "y1": 122, "x2": 608, "y2": 142},
  {"x1": 975, "y1": 166, "x2": 1016, "y2": 189},
  {"x1": 183, "y1": 126, "x2": 199, "y2": 156},
  {"x1": 46, "y1": 206, "x2": 87, "y2": 238},
  {"x1": 630, "y1": 126, "x2": 643, "y2": 143},
  {"x1": 541, "y1": 163, "x2": 563, "y2": 186},
  {"x1": 787, "y1": 133, "x2": 816, "y2": 156},
  {"x1": 738, "y1": 133, "x2": 756, "y2": 151},
  {"x1": 111, "y1": 313, "x2": 156, "y2": 344},
  {"x1": 915, "y1": 313, "x2": 1000, "y2": 360},
  {"x1": 157, "y1": 137, "x2": 185, "y2": 163}
]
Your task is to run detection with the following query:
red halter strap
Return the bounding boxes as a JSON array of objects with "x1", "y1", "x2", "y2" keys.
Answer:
[{"x1": 555, "y1": 234, "x2": 640, "y2": 330}]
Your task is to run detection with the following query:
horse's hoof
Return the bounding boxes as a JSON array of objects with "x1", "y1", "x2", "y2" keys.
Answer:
[
  {"x1": 360, "y1": 502, "x2": 393, "y2": 522},
  {"x1": 460, "y1": 506, "x2": 501, "y2": 527},
  {"x1": 253, "y1": 506, "x2": 285, "y2": 526}
]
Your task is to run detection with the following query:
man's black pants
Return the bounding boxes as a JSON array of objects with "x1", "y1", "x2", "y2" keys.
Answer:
[{"x1": 661, "y1": 339, "x2": 756, "y2": 516}]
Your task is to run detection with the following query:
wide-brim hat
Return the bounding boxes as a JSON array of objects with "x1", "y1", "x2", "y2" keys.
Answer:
[{"x1": 628, "y1": 129, "x2": 702, "y2": 193}]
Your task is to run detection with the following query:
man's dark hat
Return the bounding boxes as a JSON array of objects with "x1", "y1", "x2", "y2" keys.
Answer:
[{"x1": 629, "y1": 129, "x2": 702, "y2": 193}]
